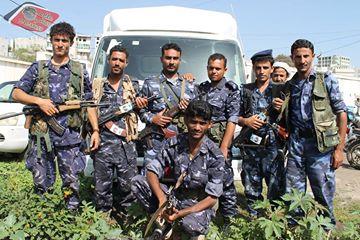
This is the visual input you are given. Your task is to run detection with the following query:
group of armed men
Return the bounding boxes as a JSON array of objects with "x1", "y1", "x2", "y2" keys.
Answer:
[{"x1": 12, "y1": 22, "x2": 347, "y2": 238}]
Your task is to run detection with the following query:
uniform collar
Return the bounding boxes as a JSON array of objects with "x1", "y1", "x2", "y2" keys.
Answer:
[
  {"x1": 212, "y1": 77, "x2": 227, "y2": 90},
  {"x1": 160, "y1": 72, "x2": 182, "y2": 84},
  {"x1": 177, "y1": 134, "x2": 209, "y2": 156},
  {"x1": 291, "y1": 68, "x2": 316, "y2": 83}
]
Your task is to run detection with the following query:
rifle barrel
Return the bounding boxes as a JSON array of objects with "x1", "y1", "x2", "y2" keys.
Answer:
[{"x1": 0, "y1": 112, "x2": 24, "y2": 120}]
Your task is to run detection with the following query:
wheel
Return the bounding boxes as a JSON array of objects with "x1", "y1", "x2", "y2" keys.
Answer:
[{"x1": 346, "y1": 140, "x2": 360, "y2": 170}]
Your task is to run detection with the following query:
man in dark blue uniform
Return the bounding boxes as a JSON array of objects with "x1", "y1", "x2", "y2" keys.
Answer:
[
  {"x1": 238, "y1": 49, "x2": 285, "y2": 217},
  {"x1": 92, "y1": 45, "x2": 147, "y2": 213},
  {"x1": 139, "y1": 43, "x2": 196, "y2": 169},
  {"x1": 132, "y1": 100, "x2": 224, "y2": 238},
  {"x1": 12, "y1": 22, "x2": 100, "y2": 210},
  {"x1": 197, "y1": 53, "x2": 240, "y2": 218},
  {"x1": 273, "y1": 39, "x2": 347, "y2": 225}
]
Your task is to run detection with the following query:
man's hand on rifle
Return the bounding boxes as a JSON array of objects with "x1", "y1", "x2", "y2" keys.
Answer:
[
  {"x1": 245, "y1": 115, "x2": 266, "y2": 130},
  {"x1": 135, "y1": 97, "x2": 148, "y2": 109},
  {"x1": 152, "y1": 109, "x2": 172, "y2": 127},
  {"x1": 162, "y1": 206, "x2": 181, "y2": 223},
  {"x1": 37, "y1": 98, "x2": 59, "y2": 116},
  {"x1": 179, "y1": 98, "x2": 189, "y2": 111},
  {"x1": 272, "y1": 97, "x2": 284, "y2": 112}
]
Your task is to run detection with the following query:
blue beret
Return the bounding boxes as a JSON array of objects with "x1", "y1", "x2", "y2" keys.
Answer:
[{"x1": 251, "y1": 49, "x2": 273, "y2": 61}]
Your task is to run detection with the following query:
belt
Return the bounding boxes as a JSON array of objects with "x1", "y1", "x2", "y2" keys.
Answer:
[{"x1": 292, "y1": 128, "x2": 315, "y2": 138}]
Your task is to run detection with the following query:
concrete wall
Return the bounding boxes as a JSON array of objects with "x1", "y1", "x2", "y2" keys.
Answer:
[
  {"x1": 335, "y1": 74, "x2": 360, "y2": 107},
  {"x1": 0, "y1": 56, "x2": 31, "y2": 83}
]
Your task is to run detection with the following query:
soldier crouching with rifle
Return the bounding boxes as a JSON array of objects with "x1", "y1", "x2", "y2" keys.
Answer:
[
  {"x1": 12, "y1": 22, "x2": 100, "y2": 211},
  {"x1": 132, "y1": 100, "x2": 225, "y2": 239},
  {"x1": 236, "y1": 50, "x2": 285, "y2": 217},
  {"x1": 91, "y1": 45, "x2": 148, "y2": 215}
]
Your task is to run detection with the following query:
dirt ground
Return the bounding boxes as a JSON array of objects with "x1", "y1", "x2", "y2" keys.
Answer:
[{"x1": 334, "y1": 158, "x2": 360, "y2": 202}]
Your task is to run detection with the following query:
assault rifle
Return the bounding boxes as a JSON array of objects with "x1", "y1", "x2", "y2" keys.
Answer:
[
  {"x1": 0, "y1": 100, "x2": 110, "y2": 136},
  {"x1": 138, "y1": 102, "x2": 183, "y2": 140},
  {"x1": 233, "y1": 111, "x2": 288, "y2": 149},
  {"x1": 98, "y1": 95, "x2": 159, "y2": 126},
  {"x1": 144, "y1": 186, "x2": 176, "y2": 239}
]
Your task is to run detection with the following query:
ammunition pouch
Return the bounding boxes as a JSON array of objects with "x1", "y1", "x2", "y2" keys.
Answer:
[
  {"x1": 312, "y1": 73, "x2": 340, "y2": 152},
  {"x1": 30, "y1": 117, "x2": 52, "y2": 158}
]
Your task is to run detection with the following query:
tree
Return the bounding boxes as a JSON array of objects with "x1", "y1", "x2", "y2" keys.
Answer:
[
  {"x1": 13, "y1": 45, "x2": 42, "y2": 63},
  {"x1": 275, "y1": 54, "x2": 294, "y2": 67}
]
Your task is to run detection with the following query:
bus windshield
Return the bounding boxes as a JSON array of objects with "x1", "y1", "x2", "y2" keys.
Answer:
[{"x1": 92, "y1": 36, "x2": 245, "y2": 85}]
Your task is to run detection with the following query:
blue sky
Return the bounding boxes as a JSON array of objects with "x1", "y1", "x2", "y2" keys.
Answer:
[{"x1": 1, "y1": 0, "x2": 360, "y2": 67}]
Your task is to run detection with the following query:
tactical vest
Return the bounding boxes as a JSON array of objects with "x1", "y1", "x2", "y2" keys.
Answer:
[
  {"x1": 280, "y1": 72, "x2": 340, "y2": 152},
  {"x1": 92, "y1": 74, "x2": 138, "y2": 142},
  {"x1": 32, "y1": 60, "x2": 84, "y2": 130}
]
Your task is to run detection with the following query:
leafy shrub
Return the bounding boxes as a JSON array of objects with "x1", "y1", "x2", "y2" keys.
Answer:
[{"x1": 1, "y1": 160, "x2": 359, "y2": 239}]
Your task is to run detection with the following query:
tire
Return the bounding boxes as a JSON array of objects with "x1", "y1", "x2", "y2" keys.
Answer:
[{"x1": 346, "y1": 139, "x2": 360, "y2": 170}]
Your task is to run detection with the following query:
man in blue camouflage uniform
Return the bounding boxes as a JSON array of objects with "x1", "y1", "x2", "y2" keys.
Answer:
[
  {"x1": 273, "y1": 39, "x2": 347, "y2": 225},
  {"x1": 12, "y1": 22, "x2": 100, "y2": 210},
  {"x1": 139, "y1": 43, "x2": 196, "y2": 168},
  {"x1": 92, "y1": 45, "x2": 148, "y2": 213},
  {"x1": 197, "y1": 53, "x2": 239, "y2": 218},
  {"x1": 132, "y1": 100, "x2": 224, "y2": 238},
  {"x1": 238, "y1": 50, "x2": 284, "y2": 217}
]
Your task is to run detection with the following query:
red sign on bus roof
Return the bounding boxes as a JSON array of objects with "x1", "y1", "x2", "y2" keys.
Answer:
[{"x1": 4, "y1": 2, "x2": 59, "y2": 32}]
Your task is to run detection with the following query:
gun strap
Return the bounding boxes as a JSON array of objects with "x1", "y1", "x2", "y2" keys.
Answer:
[
  {"x1": 159, "y1": 76, "x2": 185, "y2": 109},
  {"x1": 174, "y1": 171, "x2": 187, "y2": 190},
  {"x1": 35, "y1": 131, "x2": 52, "y2": 158}
]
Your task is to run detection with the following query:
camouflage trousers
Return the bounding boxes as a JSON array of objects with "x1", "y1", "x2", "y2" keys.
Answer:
[
  {"x1": 286, "y1": 135, "x2": 336, "y2": 224},
  {"x1": 131, "y1": 175, "x2": 215, "y2": 237},
  {"x1": 25, "y1": 139, "x2": 85, "y2": 210},
  {"x1": 93, "y1": 138, "x2": 137, "y2": 212},
  {"x1": 219, "y1": 160, "x2": 239, "y2": 218},
  {"x1": 241, "y1": 145, "x2": 285, "y2": 216}
]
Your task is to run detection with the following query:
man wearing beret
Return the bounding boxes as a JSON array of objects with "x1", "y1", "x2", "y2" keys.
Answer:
[{"x1": 238, "y1": 49, "x2": 285, "y2": 217}]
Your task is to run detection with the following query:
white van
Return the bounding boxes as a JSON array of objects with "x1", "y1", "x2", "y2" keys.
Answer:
[{"x1": 86, "y1": 6, "x2": 246, "y2": 178}]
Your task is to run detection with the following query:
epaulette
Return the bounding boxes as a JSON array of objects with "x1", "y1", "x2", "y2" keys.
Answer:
[{"x1": 225, "y1": 80, "x2": 239, "y2": 91}]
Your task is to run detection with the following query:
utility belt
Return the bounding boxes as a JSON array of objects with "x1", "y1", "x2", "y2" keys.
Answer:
[{"x1": 291, "y1": 128, "x2": 316, "y2": 139}]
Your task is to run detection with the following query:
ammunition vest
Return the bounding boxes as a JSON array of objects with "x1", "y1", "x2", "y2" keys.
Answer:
[
  {"x1": 280, "y1": 72, "x2": 339, "y2": 152},
  {"x1": 30, "y1": 60, "x2": 84, "y2": 157},
  {"x1": 32, "y1": 60, "x2": 84, "y2": 131},
  {"x1": 92, "y1": 74, "x2": 138, "y2": 142}
]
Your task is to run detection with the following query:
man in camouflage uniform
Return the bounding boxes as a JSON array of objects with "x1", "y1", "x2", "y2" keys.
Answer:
[
  {"x1": 139, "y1": 43, "x2": 196, "y2": 168},
  {"x1": 273, "y1": 39, "x2": 347, "y2": 225},
  {"x1": 12, "y1": 22, "x2": 100, "y2": 210},
  {"x1": 132, "y1": 100, "x2": 224, "y2": 238},
  {"x1": 91, "y1": 45, "x2": 148, "y2": 213},
  {"x1": 197, "y1": 53, "x2": 240, "y2": 218},
  {"x1": 238, "y1": 49, "x2": 284, "y2": 217}
]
